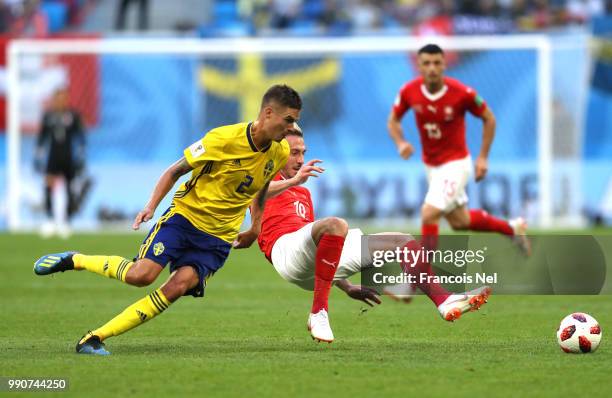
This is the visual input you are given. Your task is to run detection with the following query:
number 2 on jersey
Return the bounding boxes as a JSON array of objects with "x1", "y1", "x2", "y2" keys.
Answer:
[
  {"x1": 236, "y1": 175, "x2": 253, "y2": 193},
  {"x1": 293, "y1": 201, "x2": 307, "y2": 218},
  {"x1": 424, "y1": 122, "x2": 442, "y2": 139}
]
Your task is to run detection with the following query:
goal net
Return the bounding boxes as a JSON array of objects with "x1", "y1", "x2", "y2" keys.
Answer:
[{"x1": 4, "y1": 35, "x2": 588, "y2": 231}]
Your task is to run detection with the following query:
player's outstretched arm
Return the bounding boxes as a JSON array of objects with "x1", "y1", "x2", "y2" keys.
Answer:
[
  {"x1": 387, "y1": 110, "x2": 414, "y2": 160},
  {"x1": 233, "y1": 181, "x2": 270, "y2": 249},
  {"x1": 335, "y1": 279, "x2": 382, "y2": 307},
  {"x1": 133, "y1": 157, "x2": 193, "y2": 230},
  {"x1": 475, "y1": 107, "x2": 496, "y2": 182},
  {"x1": 266, "y1": 159, "x2": 324, "y2": 199}
]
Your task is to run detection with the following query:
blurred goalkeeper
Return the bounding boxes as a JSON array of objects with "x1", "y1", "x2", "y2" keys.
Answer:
[
  {"x1": 256, "y1": 125, "x2": 491, "y2": 343},
  {"x1": 33, "y1": 84, "x2": 300, "y2": 356},
  {"x1": 34, "y1": 88, "x2": 89, "y2": 237}
]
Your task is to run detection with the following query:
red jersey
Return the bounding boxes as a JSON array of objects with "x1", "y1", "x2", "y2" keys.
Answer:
[
  {"x1": 392, "y1": 76, "x2": 487, "y2": 166},
  {"x1": 258, "y1": 174, "x2": 315, "y2": 261}
]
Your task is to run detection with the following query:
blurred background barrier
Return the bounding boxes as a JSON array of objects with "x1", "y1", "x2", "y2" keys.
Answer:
[{"x1": 0, "y1": 1, "x2": 609, "y2": 232}]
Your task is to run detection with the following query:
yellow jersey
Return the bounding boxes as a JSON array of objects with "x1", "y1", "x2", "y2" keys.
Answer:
[{"x1": 172, "y1": 122, "x2": 289, "y2": 243}]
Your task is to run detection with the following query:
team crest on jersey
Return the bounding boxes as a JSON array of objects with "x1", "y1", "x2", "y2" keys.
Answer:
[
  {"x1": 153, "y1": 242, "x2": 165, "y2": 256},
  {"x1": 263, "y1": 160, "x2": 274, "y2": 178}
]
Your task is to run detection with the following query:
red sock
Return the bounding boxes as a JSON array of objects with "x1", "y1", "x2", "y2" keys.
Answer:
[
  {"x1": 469, "y1": 209, "x2": 513, "y2": 236},
  {"x1": 312, "y1": 234, "x2": 345, "y2": 313},
  {"x1": 421, "y1": 223, "x2": 439, "y2": 251},
  {"x1": 401, "y1": 240, "x2": 450, "y2": 306}
]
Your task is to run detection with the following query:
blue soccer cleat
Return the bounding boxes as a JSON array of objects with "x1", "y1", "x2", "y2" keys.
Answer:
[
  {"x1": 33, "y1": 252, "x2": 77, "y2": 275},
  {"x1": 76, "y1": 332, "x2": 110, "y2": 356}
]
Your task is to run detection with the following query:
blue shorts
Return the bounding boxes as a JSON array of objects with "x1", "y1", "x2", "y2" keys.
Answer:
[{"x1": 137, "y1": 208, "x2": 231, "y2": 298}]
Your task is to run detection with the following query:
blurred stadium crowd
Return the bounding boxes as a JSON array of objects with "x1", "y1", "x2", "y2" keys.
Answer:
[
  {"x1": 0, "y1": 0, "x2": 88, "y2": 36},
  {"x1": 0, "y1": 0, "x2": 609, "y2": 38},
  {"x1": 234, "y1": 0, "x2": 610, "y2": 36}
]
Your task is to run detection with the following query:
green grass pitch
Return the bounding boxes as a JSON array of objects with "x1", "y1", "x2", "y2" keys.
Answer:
[{"x1": 1, "y1": 233, "x2": 611, "y2": 397}]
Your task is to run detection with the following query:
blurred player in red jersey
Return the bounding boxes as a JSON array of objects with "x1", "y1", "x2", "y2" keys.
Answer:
[
  {"x1": 387, "y1": 44, "x2": 530, "y2": 255},
  {"x1": 256, "y1": 125, "x2": 491, "y2": 343}
]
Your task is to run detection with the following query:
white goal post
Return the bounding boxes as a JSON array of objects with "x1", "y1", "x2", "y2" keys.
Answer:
[{"x1": 5, "y1": 35, "x2": 554, "y2": 230}]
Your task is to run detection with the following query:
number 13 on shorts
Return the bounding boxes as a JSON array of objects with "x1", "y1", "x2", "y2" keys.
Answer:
[{"x1": 443, "y1": 179, "x2": 457, "y2": 198}]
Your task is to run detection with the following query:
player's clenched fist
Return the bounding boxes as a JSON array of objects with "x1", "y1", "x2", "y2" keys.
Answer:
[
  {"x1": 397, "y1": 141, "x2": 414, "y2": 160},
  {"x1": 474, "y1": 156, "x2": 488, "y2": 182},
  {"x1": 232, "y1": 229, "x2": 258, "y2": 249}
]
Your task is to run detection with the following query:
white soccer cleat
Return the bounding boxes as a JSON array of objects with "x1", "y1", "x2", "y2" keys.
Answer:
[
  {"x1": 437, "y1": 286, "x2": 491, "y2": 322},
  {"x1": 383, "y1": 282, "x2": 415, "y2": 304},
  {"x1": 307, "y1": 309, "x2": 334, "y2": 343},
  {"x1": 509, "y1": 217, "x2": 531, "y2": 257}
]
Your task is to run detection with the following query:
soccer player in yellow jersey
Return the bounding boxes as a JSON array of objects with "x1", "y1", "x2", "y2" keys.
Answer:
[{"x1": 33, "y1": 84, "x2": 302, "y2": 355}]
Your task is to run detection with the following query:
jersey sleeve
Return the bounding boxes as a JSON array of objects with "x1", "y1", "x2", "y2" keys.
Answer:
[
  {"x1": 183, "y1": 129, "x2": 227, "y2": 168},
  {"x1": 463, "y1": 86, "x2": 487, "y2": 117},
  {"x1": 391, "y1": 84, "x2": 411, "y2": 119}
]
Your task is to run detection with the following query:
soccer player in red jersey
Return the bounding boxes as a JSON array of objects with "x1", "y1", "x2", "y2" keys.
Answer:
[
  {"x1": 257, "y1": 126, "x2": 491, "y2": 343},
  {"x1": 387, "y1": 43, "x2": 530, "y2": 255}
]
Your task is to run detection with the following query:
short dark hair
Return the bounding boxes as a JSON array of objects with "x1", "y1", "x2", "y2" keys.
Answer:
[
  {"x1": 418, "y1": 44, "x2": 444, "y2": 56},
  {"x1": 286, "y1": 123, "x2": 303, "y2": 137},
  {"x1": 261, "y1": 84, "x2": 302, "y2": 110}
]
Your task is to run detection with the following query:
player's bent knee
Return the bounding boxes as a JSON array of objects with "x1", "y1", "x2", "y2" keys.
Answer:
[
  {"x1": 446, "y1": 214, "x2": 470, "y2": 230},
  {"x1": 322, "y1": 217, "x2": 349, "y2": 236},
  {"x1": 450, "y1": 220, "x2": 470, "y2": 230},
  {"x1": 125, "y1": 271, "x2": 156, "y2": 287},
  {"x1": 125, "y1": 259, "x2": 162, "y2": 287}
]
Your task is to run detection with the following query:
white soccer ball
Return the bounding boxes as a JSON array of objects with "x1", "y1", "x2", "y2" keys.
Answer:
[{"x1": 557, "y1": 313, "x2": 602, "y2": 353}]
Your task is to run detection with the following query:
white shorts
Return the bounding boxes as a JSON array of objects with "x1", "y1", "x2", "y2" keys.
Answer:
[
  {"x1": 270, "y1": 222, "x2": 364, "y2": 291},
  {"x1": 424, "y1": 156, "x2": 472, "y2": 213}
]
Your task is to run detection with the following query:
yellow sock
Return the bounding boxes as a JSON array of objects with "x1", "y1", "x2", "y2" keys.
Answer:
[
  {"x1": 91, "y1": 288, "x2": 171, "y2": 341},
  {"x1": 73, "y1": 254, "x2": 133, "y2": 282}
]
